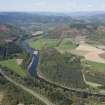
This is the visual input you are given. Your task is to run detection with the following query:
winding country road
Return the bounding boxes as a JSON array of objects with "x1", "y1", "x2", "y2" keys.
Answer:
[
  {"x1": 0, "y1": 69, "x2": 55, "y2": 105},
  {"x1": 38, "y1": 71, "x2": 105, "y2": 97}
]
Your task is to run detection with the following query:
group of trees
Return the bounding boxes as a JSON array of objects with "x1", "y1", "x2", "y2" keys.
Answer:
[
  {"x1": 0, "y1": 24, "x2": 26, "y2": 41},
  {"x1": 1, "y1": 64, "x2": 105, "y2": 105},
  {"x1": 0, "y1": 65, "x2": 73, "y2": 105},
  {"x1": 22, "y1": 49, "x2": 32, "y2": 70},
  {"x1": 0, "y1": 74, "x2": 46, "y2": 105},
  {"x1": 0, "y1": 42, "x2": 22, "y2": 60}
]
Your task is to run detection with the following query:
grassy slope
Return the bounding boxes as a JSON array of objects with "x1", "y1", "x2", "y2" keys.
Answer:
[
  {"x1": 82, "y1": 73, "x2": 102, "y2": 88},
  {"x1": 86, "y1": 61, "x2": 105, "y2": 72},
  {"x1": 83, "y1": 61, "x2": 105, "y2": 86},
  {"x1": 0, "y1": 59, "x2": 27, "y2": 77},
  {"x1": 85, "y1": 102, "x2": 105, "y2": 105},
  {"x1": 84, "y1": 74, "x2": 105, "y2": 86}
]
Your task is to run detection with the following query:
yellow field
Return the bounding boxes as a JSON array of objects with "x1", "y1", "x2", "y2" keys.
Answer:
[{"x1": 74, "y1": 43, "x2": 105, "y2": 63}]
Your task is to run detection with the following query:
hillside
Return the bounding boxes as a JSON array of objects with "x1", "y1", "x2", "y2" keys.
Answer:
[
  {"x1": 0, "y1": 24, "x2": 25, "y2": 43},
  {"x1": 39, "y1": 48, "x2": 86, "y2": 88},
  {"x1": 0, "y1": 12, "x2": 73, "y2": 24}
]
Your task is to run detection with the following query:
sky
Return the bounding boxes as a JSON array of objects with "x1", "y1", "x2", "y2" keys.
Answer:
[{"x1": 0, "y1": 0, "x2": 105, "y2": 12}]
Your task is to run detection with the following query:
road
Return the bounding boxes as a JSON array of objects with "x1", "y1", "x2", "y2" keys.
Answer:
[
  {"x1": 38, "y1": 72, "x2": 105, "y2": 97},
  {"x1": 0, "y1": 69, "x2": 55, "y2": 105}
]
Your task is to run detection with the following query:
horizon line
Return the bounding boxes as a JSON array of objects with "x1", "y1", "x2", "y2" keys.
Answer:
[{"x1": 0, "y1": 10, "x2": 105, "y2": 13}]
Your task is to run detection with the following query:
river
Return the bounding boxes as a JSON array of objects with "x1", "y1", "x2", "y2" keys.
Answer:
[{"x1": 21, "y1": 40, "x2": 39, "y2": 77}]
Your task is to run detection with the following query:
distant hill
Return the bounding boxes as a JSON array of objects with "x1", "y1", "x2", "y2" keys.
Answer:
[
  {"x1": 0, "y1": 12, "x2": 73, "y2": 24},
  {"x1": 0, "y1": 24, "x2": 25, "y2": 43}
]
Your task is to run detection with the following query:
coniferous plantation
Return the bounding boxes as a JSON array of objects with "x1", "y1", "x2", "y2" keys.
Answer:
[{"x1": 39, "y1": 48, "x2": 86, "y2": 88}]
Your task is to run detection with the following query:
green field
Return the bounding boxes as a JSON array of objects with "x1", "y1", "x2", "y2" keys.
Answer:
[
  {"x1": 28, "y1": 38, "x2": 59, "y2": 50},
  {"x1": 85, "y1": 61, "x2": 105, "y2": 72},
  {"x1": 83, "y1": 61, "x2": 105, "y2": 86},
  {"x1": 83, "y1": 67, "x2": 105, "y2": 86},
  {"x1": 0, "y1": 59, "x2": 27, "y2": 77},
  {"x1": 28, "y1": 37, "x2": 76, "y2": 53},
  {"x1": 56, "y1": 38, "x2": 76, "y2": 53},
  {"x1": 85, "y1": 101, "x2": 105, "y2": 105},
  {"x1": 83, "y1": 73, "x2": 102, "y2": 88}
]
